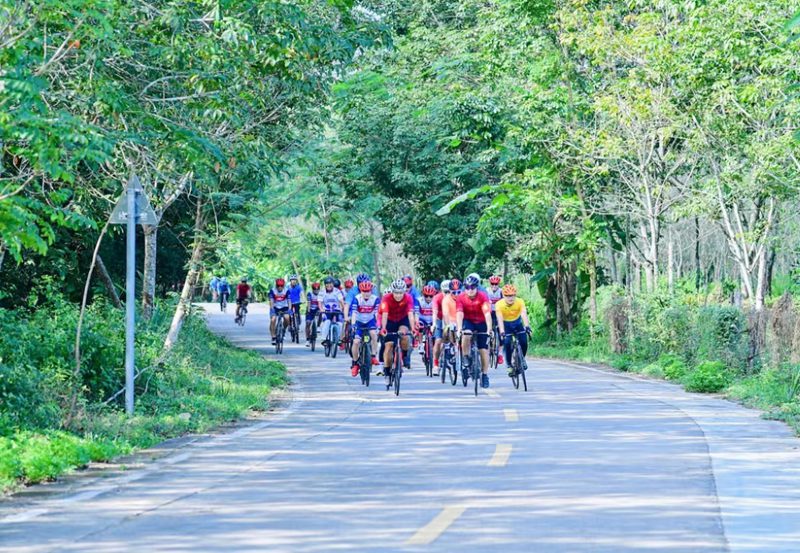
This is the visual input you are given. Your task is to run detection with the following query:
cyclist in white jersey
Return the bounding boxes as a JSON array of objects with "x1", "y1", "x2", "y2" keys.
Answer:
[
  {"x1": 349, "y1": 280, "x2": 381, "y2": 376},
  {"x1": 318, "y1": 277, "x2": 345, "y2": 348}
]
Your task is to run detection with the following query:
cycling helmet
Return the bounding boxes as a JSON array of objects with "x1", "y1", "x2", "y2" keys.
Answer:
[
  {"x1": 489, "y1": 275, "x2": 501, "y2": 285},
  {"x1": 450, "y1": 279, "x2": 462, "y2": 294},
  {"x1": 276, "y1": 278, "x2": 285, "y2": 287},
  {"x1": 356, "y1": 272, "x2": 371, "y2": 284},
  {"x1": 441, "y1": 280, "x2": 451, "y2": 293},
  {"x1": 422, "y1": 285, "x2": 437, "y2": 296},
  {"x1": 502, "y1": 284, "x2": 517, "y2": 296},
  {"x1": 289, "y1": 274, "x2": 298, "y2": 281},
  {"x1": 333, "y1": 278, "x2": 341, "y2": 288},
  {"x1": 323, "y1": 276, "x2": 334, "y2": 285},
  {"x1": 220, "y1": 277, "x2": 228, "y2": 283},
  {"x1": 358, "y1": 281, "x2": 373, "y2": 293},
  {"x1": 240, "y1": 277, "x2": 247, "y2": 283},
  {"x1": 464, "y1": 275, "x2": 480, "y2": 287},
  {"x1": 403, "y1": 275, "x2": 413, "y2": 286},
  {"x1": 426, "y1": 280, "x2": 440, "y2": 291},
  {"x1": 391, "y1": 279, "x2": 407, "y2": 293},
  {"x1": 467, "y1": 272, "x2": 480, "y2": 282},
  {"x1": 344, "y1": 279, "x2": 354, "y2": 289},
  {"x1": 311, "y1": 282, "x2": 320, "y2": 290}
]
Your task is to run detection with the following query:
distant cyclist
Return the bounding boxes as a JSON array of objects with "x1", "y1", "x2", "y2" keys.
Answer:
[
  {"x1": 287, "y1": 275, "x2": 304, "y2": 335},
  {"x1": 318, "y1": 277, "x2": 345, "y2": 349},
  {"x1": 456, "y1": 274, "x2": 493, "y2": 388},
  {"x1": 496, "y1": 284, "x2": 532, "y2": 375},
  {"x1": 218, "y1": 277, "x2": 231, "y2": 311},
  {"x1": 487, "y1": 274, "x2": 504, "y2": 364},
  {"x1": 415, "y1": 284, "x2": 436, "y2": 355},
  {"x1": 305, "y1": 282, "x2": 322, "y2": 346},
  {"x1": 235, "y1": 278, "x2": 251, "y2": 323},
  {"x1": 431, "y1": 279, "x2": 450, "y2": 375},
  {"x1": 349, "y1": 280, "x2": 381, "y2": 376},
  {"x1": 403, "y1": 275, "x2": 419, "y2": 299},
  {"x1": 269, "y1": 278, "x2": 291, "y2": 345}
]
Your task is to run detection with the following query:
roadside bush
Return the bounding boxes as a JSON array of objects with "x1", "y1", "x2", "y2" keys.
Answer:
[
  {"x1": 641, "y1": 363, "x2": 664, "y2": 379},
  {"x1": 659, "y1": 354, "x2": 688, "y2": 381},
  {"x1": 694, "y1": 306, "x2": 747, "y2": 372},
  {"x1": 685, "y1": 361, "x2": 731, "y2": 393}
]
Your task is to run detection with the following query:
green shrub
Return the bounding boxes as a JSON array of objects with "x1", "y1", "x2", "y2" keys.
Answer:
[
  {"x1": 641, "y1": 363, "x2": 664, "y2": 379},
  {"x1": 685, "y1": 361, "x2": 731, "y2": 393},
  {"x1": 610, "y1": 355, "x2": 633, "y2": 372},
  {"x1": 659, "y1": 354, "x2": 688, "y2": 381}
]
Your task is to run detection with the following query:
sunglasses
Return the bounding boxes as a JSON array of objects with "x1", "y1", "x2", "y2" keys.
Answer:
[
  {"x1": 423, "y1": 295, "x2": 433, "y2": 299},
  {"x1": 465, "y1": 284, "x2": 478, "y2": 290}
]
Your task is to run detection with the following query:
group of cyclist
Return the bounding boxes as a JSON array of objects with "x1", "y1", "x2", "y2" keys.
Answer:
[{"x1": 235, "y1": 271, "x2": 532, "y2": 389}]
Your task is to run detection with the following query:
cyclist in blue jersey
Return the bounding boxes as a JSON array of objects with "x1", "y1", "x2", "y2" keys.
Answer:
[
  {"x1": 287, "y1": 274, "x2": 304, "y2": 334},
  {"x1": 349, "y1": 280, "x2": 381, "y2": 376},
  {"x1": 269, "y1": 278, "x2": 291, "y2": 345},
  {"x1": 403, "y1": 275, "x2": 419, "y2": 299},
  {"x1": 305, "y1": 282, "x2": 322, "y2": 347}
]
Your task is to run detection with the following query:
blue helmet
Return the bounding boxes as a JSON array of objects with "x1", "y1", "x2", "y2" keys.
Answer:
[
  {"x1": 426, "y1": 280, "x2": 440, "y2": 291},
  {"x1": 356, "y1": 272, "x2": 371, "y2": 284},
  {"x1": 464, "y1": 274, "x2": 480, "y2": 287}
]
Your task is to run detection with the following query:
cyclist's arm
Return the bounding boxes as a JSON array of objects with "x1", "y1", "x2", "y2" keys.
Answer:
[
  {"x1": 483, "y1": 302, "x2": 492, "y2": 333},
  {"x1": 456, "y1": 311, "x2": 464, "y2": 333},
  {"x1": 381, "y1": 311, "x2": 388, "y2": 332},
  {"x1": 520, "y1": 302, "x2": 531, "y2": 328},
  {"x1": 497, "y1": 306, "x2": 506, "y2": 335}
]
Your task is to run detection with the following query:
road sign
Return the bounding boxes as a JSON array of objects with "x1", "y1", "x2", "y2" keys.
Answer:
[{"x1": 110, "y1": 175, "x2": 159, "y2": 225}]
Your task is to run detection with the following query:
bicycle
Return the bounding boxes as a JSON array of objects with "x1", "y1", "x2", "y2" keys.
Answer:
[
  {"x1": 341, "y1": 321, "x2": 353, "y2": 358},
  {"x1": 384, "y1": 331, "x2": 407, "y2": 396},
  {"x1": 489, "y1": 325, "x2": 501, "y2": 371},
  {"x1": 289, "y1": 304, "x2": 301, "y2": 344},
  {"x1": 459, "y1": 331, "x2": 489, "y2": 397},
  {"x1": 274, "y1": 313, "x2": 286, "y2": 354},
  {"x1": 356, "y1": 335, "x2": 372, "y2": 387},
  {"x1": 308, "y1": 312, "x2": 320, "y2": 352},
  {"x1": 235, "y1": 300, "x2": 248, "y2": 326},
  {"x1": 323, "y1": 314, "x2": 341, "y2": 359},
  {"x1": 438, "y1": 328, "x2": 459, "y2": 385},
  {"x1": 419, "y1": 324, "x2": 434, "y2": 377},
  {"x1": 505, "y1": 330, "x2": 529, "y2": 391},
  {"x1": 219, "y1": 292, "x2": 228, "y2": 313}
]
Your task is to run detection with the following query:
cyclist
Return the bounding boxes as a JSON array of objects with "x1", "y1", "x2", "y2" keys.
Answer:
[
  {"x1": 318, "y1": 277, "x2": 345, "y2": 349},
  {"x1": 415, "y1": 284, "x2": 436, "y2": 356},
  {"x1": 235, "y1": 278, "x2": 251, "y2": 323},
  {"x1": 379, "y1": 279, "x2": 416, "y2": 384},
  {"x1": 333, "y1": 278, "x2": 342, "y2": 291},
  {"x1": 487, "y1": 274, "x2": 504, "y2": 364},
  {"x1": 269, "y1": 278, "x2": 291, "y2": 344},
  {"x1": 305, "y1": 282, "x2": 322, "y2": 347},
  {"x1": 426, "y1": 280, "x2": 440, "y2": 293},
  {"x1": 209, "y1": 275, "x2": 220, "y2": 302},
  {"x1": 288, "y1": 275, "x2": 304, "y2": 335},
  {"x1": 349, "y1": 280, "x2": 381, "y2": 376},
  {"x1": 431, "y1": 279, "x2": 450, "y2": 375},
  {"x1": 403, "y1": 275, "x2": 419, "y2": 299},
  {"x1": 376, "y1": 288, "x2": 390, "y2": 376},
  {"x1": 218, "y1": 277, "x2": 231, "y2": 311},
  {"x1": 456, "y1": 274, "x2": 493, "y2": 388},
  {"x1": 496, "y1": 284, "x2": 532, "y2": 376},
  {"x1": 343, "y1": 278, "x2": 355, "y2": 297}
]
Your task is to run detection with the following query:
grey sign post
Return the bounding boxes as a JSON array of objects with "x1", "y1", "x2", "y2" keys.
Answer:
[{"x1": 110, "y1": 175, "x2": 158, "y2": 415}]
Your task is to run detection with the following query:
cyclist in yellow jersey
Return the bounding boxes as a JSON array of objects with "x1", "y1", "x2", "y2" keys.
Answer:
[{"x1": 496, "y1": 284, "x2": 532, "y2": 376}]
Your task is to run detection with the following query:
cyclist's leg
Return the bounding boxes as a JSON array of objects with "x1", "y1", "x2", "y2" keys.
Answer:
[
  {"x1": 270, "y1": 313, "x2": 276, "y2": 336},
  {"x1": 319, "y1": 315, "x2": 331, "y2": 343},
  {"x1": 369, "y1": 329, "x2": 379, "y2": 364},
  {"x1": 282, "y1": 311, "x2": 291, "y2": 334},
  {"x1": 351, "y1": 328, "x2": 362, "y2": 361}
]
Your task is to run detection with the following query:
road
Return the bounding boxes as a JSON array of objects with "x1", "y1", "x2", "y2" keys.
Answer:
[{"x1": 2, "y1": 304, "x2": 800, "y2": 552}]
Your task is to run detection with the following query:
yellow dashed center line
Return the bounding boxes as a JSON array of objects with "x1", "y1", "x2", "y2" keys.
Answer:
[
  {"x1": 504, "y1": 408, "x2": 519, "y2": 422},
  {"x1": 488, "y1": 444, "x2": 512, "y2": 467},
  {"x1": 405, "y1": 505, "x2": 468, "y2": 545}
]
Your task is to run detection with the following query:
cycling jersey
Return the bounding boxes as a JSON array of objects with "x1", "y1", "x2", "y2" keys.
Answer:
[
  {"x1": 486, "y1": 286, "x2": 503, "y2": 312},
  {"x1": 442, "y1": 294, "x2": 458, "y2": 325},
  {"x1": 456, "y1": 291, "x2": 491, "y2": 324},
  {"x1": 269, "y1": 287, "x2": 290, "y2": 309},
  {"x1": 433, "y1": 292, "x2": 444, "y2": 320},
  {"x1": 381, "y1": 293, "x2": 415, "y2": 323},
  {"x1": 350, "y1": 293, "x2": 380, "y2": 324},
  {"x1": 219, "y1": 282, "x2": 230, "y2": 294},
  {"x1": 416, "y1": 295, "x2": 434, "y2": 325},
  {"x1": 318, "y1": 289, "x2": 344, "y2": 313},
  {"x1": 344, "y1": 287, "x2": 359, "y2": 313},
  {"x1": 497, "y1": 298, "x2": 525, "y2": 322},
  {"x1": 236, "y1": 283, "x2": 251, "y2": 300},
  {"x1": 288, "y1": 283, "x2": 304, "y2": 304},
  {"x1": 306, "y1": 291, "x2": 321, "y2": 312}
]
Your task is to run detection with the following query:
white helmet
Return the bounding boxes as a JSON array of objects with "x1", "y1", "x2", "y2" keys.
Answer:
[
  {"x1": 467, "y1": 272, "x2": 480, "y2": 282},
  {"x1": 391, "y1": 279, "x2": 406, "y2": 293},
  {"x1": 441, "y1": 280, "x2": 451, "y2": 292}
]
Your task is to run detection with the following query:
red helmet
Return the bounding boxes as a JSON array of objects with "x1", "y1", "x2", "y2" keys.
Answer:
[
  {"x1": 358, "y1": 281, "x2": 373, "y2": 293},
  {"x1": 450, "y1": 279, "x2": 461, "y2": 291},
  {"x1": 344, "y1": 279, "x2": 354, "y2": 289},
  {"x1": 311, "y1": 282, "x2": 320, "y2": 290},
  {"x1": 422, "y1": 285, "x2": 437, "y2": 296},
  {"x1": 489, "y1": 275, "x2": 501, "y2": 285},
  {"x1": 276, "y1": 278, "x2": 285, "y2": 287},
  {"x1": 403, "y1": 275, "x2": 413, "y2": 286}
]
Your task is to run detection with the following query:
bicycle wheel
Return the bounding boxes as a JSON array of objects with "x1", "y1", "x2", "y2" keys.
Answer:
[
  {"x1": 516, "y1": 343, "x2": 528, "y2": 391},
  {"x1": 275, "y1": 319, "x2": 283, "y2": 355},
  {"x1": 331, "y1": 323, "x2": 339, "y2": 359},
  {"x1": 393, "y1": 346, "x2": 402, "y2": 396},
  {"x1": 425, "y1": 333, "x2": 433, "y2": 377},
  {"x1": 439, "y1": 348, "x2": 447, "y2": 384},
  {"x1": 472, "y1": 347, "x2": 480, "y2": 397},
  {"x1": 310, "y1": 321, "x2": 317, "y2": 352},
  {"x1": 360, "y1": 341, "x2": 371, "y2": 387},
  {"x1": 489, "y1": 331, "x2": 497, "y2": 371}
]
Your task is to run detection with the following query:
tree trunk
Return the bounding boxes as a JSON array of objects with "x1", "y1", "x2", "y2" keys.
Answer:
[
  {"x1": 766, "y1": 248, "x2": 776, "y2": 299},
  {"x1": 142, "y1": 224, "x2": 157, "y2": 318},
  {"x1": 587, "y1": 252, "x2": 598, "y2": 336},
  {"x1": 164, "y1": 199, "x2": 205, "y2": 351},
  {"x1": 694, "y1": 217, "x2": 701, "y2": 291},
  {"x1": 96, "y1": 254, "x2": 122, "y2": 308},
  {"x1": 667, "y1": 233, "x2": 674, "y2": 295},
  {"x1": 0, "y1": 241, "x2": 6, "y2": 273}
]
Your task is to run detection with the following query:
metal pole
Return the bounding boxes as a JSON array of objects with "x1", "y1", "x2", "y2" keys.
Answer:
[{"x1": 125, "y1": 182, "x2": 136, "y2": 415}]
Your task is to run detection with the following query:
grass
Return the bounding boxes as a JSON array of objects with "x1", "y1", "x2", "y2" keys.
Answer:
[
  {"x1": 529, "y1": 340, "x2": 800, "y2": 435},
  {"x1": 0, "y1": 317, "x2": 287, "y2": 494}
]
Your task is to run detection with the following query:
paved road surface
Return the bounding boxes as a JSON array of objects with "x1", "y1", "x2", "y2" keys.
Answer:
[{"x1": 2, "y1": 304, "x2": 800, "y2": 552}]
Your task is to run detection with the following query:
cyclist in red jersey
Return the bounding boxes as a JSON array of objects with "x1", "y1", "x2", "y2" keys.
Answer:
[
  {"x1": 431, "y1": 280, "x2": 450, "y2": 375},
  {"x1": 380, "y1": 279, "x2": 416, "y2": 381},
  {"x1": 456, "y1": 274, "x2": 494, "y2": 388}
]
